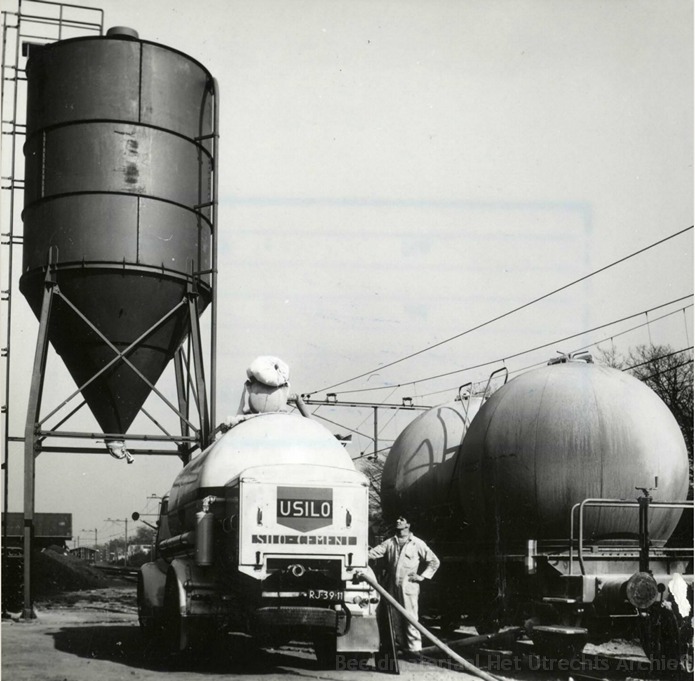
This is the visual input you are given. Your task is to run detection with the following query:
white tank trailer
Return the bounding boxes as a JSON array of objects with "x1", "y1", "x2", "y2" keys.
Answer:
[
  {"x1": 382, "y1": 356, "x2": 693, "y2": 665},
  {"x1": 137, "y1": 411, "x2": 380, "y2": 664}
]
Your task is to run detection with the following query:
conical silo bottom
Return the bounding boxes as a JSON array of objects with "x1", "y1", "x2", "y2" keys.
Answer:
[{"x1": 20, "y1": 269, "x2": 210, "y2": 434}]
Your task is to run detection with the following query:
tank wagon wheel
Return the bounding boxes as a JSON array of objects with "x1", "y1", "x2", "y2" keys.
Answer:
[
  {"x1": 639, "y1": 600, "x2": 694, "y2": 678},
  {"x1": 473, "y1": 597, "x2": 503, "y2": 636},
  {"x1": 530, "y1": 625, "x2": 588, "y2": 662}
]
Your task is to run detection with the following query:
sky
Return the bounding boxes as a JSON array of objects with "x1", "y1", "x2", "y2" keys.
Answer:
[{"x1": 1, "y1": 0, "x2": 692, "y2": 550}]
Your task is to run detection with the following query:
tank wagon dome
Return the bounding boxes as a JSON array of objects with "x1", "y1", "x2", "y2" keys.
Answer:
[
  {"x1": 381, "y1": 397, "x2": 484, "y2": 533},
  {"x1": 168, "y1": 413, "x2": 357, "y2": 513},
  {"x1": 457, "y1": 360, "x2": 689, "y2": 548}
]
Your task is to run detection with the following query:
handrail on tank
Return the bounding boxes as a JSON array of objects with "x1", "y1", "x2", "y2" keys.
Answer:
[
  {"x1": 569, "y1": 498, "x2": 694, "y2": 576},
  {"x1": 457, "y1": 382, "x2": 473, "y2": 425},
  {"x1": 482, "y1": 366, "x2": 508, "y2": 401},
  {"x1": 16, "y1": 1, "x2": 104, "y2": 41}
]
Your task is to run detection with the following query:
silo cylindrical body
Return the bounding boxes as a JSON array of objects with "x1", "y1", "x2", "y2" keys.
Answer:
[
  {"x1": 456, "y1": 361, "x2": 689, "y2": 549},
  {"x1": 380, "y1": 397, "x2": 483, "y2": 537},
  {"x1": 20, "y1": 31, "x2": 215, "y2": 433}
]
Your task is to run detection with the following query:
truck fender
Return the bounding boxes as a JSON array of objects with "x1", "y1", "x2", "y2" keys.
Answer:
[
  {"x1": 139, "y1": 559, "x2": 168, "y2": 611},
  {"x1": 166, "y1": 558, "x2": 215, "y2": 616}
]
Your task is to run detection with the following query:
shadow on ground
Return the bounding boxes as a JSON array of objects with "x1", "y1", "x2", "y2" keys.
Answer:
[{"x1": 51, "y1": 625, "x2": 323, "y2": 674}]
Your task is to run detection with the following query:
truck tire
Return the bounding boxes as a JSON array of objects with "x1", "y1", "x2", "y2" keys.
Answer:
[
  {"x1": 313, "y1": 636, "x2": 337, "y2": 668},
  {"x1": 137, "y1": 574, "x2": 159, "y2": 639},
  {"x1": 163, "y1": 571, "x2": 190, "y2": 654}
]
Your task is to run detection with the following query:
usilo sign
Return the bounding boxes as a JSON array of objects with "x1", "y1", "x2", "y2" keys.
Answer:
[{"x1": 277, "y1": 487, "x2": 333, "y2": 532}]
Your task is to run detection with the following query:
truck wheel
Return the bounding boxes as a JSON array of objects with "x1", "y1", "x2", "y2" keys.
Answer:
[
  {"x1": 163, "y1": 572, "x2": 190, "y2": 654},
  {"x1": 137, "y1": 574, "x2": 158, "y2": 639},
  {"x1": 314, "y1": 636, "x2": 337, "y2": 668}
]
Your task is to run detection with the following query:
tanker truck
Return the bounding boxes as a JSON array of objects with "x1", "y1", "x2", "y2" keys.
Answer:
[{"x1": 137, "y1": 409, "x2": 381, "y2": 664}]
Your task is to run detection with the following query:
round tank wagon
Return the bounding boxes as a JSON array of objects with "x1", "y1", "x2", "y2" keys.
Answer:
[
  {"x1": 381, "y1": 356, "x2": 693, "y2": 665},
  {"x1": 381, "y1": 395, "x2": 484, "y2": 540},
  {"x1": 456, "y1": 360, "x2": 688, "y2": 547}
]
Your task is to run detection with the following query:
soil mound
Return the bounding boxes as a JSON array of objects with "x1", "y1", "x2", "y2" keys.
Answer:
[
  {"x1": 3, "y1": 549, "x2": 110, "y2": 612},
  {"x1": 33, "y1": 549, "x2": 110, "y2": 598}
]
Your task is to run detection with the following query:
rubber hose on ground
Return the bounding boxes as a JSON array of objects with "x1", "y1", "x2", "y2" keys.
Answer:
[{"x1": 357, "y1": 571, "x2": 503, "y2": 681}]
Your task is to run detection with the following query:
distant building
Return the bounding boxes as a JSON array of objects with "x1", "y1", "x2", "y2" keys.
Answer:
[
  {"x1": 2, "y1": 513, "x2": 72, "y2": 553},
  {"x1": 127, "y1": 543, "x2": 151, "y2": 557},
  {"x1": 70, "y1": 546, "x2": 99, "y2": 563}
]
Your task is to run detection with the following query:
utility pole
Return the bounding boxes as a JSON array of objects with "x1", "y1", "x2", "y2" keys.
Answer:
[
  {"x1": 81, "y1": 527, "x2": 97, "y2": 562},
  {"x1": 300, "y1": 396, "x2": 430, "y2": 459},
  {"x1": 105, "y1": 518, "x2": 128, "y2": 565}
]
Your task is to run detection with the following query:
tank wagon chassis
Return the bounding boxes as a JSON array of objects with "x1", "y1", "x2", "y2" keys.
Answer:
[{"x1": 435, "y1": 495, "x2": 693, "y2": 668}]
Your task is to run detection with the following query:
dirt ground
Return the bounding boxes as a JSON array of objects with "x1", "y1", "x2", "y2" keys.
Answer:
[
  {"x1": 3, "y1": 583, "x2": 671, "y2": 681},
  {"x1": 2, "y1": 585, "x2": 488, "y2": 681}
]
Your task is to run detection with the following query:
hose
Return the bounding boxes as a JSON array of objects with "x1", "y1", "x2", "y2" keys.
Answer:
[{"x1": 356, "y1": 571, "x2": 503, "y2": 681}]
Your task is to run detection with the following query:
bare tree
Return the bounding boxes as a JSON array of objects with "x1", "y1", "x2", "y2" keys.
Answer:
[
  {"x1": 356, "y1": 453, "x2": 389, "y2": 542},
  {"x1": 629, "y1": 345, "x2": 692, "y2": 453},
  {"x1": 597, "y1": 343, "x2": 693, "y2": 546},
  {"x1": 598, "y1": 344, "x2": 693, "y2": 458},
  {"x1": 599, "y1": 343, "x2": 693, "y2": 491}
]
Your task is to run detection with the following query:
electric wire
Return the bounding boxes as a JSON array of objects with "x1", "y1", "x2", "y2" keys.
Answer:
[
  {"x1": 309, "y1": 411, "x2": 394, "y2": 448},
  {"x1": 309, "y1": 226, "x2": 693, "y2": 395},
  {"x1": 418, "y1": 302, "x2": 693, "y2": 399},
  {"x1": 324, "y1": 295, "x2": 692, "y2": 398},
  {"x1": 352, "y1": 346, "x2": 693, "y2": 460}
]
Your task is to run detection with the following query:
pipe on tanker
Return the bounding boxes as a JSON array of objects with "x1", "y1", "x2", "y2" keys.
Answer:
[
  {"x1": 158, "y1": 531, "x2": 195, "y2": 555},
  {"x1": 195, "y1": 511, "x2": 215, "y2": 566},
  {"x1": 356, "y1": 572, "x2": 503, "y2": 681},
  {"x1": 289, "y1": 393, "x2": 311, "y2": 418}
]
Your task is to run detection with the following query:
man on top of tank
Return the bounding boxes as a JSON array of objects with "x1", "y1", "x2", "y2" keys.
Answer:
[{"x1": 368, "y1": 515, "x2": 440, "y2": 659}]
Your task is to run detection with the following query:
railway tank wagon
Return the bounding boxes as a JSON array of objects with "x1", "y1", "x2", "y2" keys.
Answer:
[
  {"x1": 138, "y1": 410, "x2": 380, "y2": 664},
  {"x1": 381, "y1": 356, "x2": 692, "y2": 663}
]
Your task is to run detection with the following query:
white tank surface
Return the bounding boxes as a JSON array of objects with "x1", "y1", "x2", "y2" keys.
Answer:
[
  {"x1": 381, "y1": 397, "x2": 484, "y2": 534},
  {"x1": 167, "y1": 412, "x2": 355, "y2": 534},
  {"x1": 457, "y1": 361, "x2": 689, "y2": 547}
]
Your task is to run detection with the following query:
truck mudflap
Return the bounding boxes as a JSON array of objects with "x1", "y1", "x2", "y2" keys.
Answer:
[{"x1": 336, "y1": 603, "x2": 380, "y2": 653}]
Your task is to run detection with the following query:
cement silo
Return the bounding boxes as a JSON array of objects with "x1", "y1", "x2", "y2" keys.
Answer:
[
  {"x1": 21, "y1": 27, "x2": 216, "y2": 436},
  {"x1": 19, "y1": 26, "x2": 218, "y2": 617}
]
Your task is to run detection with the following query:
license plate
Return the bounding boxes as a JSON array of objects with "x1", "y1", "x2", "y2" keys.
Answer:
[{"x1": 308, "y1": 589, "x2": 344, "y2": 601}]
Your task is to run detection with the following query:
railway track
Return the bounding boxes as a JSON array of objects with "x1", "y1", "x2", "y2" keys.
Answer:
[{"x1": 93, "y1": 564, "x2": 139, "y2": 582}]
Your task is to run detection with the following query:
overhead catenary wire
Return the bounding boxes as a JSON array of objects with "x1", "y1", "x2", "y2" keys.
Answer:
[
  {"x1": 418, "y1": 302, "x2": 693, "y2": 400},
  {"x1": 344, "y1": 345, "x2": 693, "y2": 461},
  {"x1": 308, "y1": 226, "x2": 693, "y2": 396},
  {"x1": 323, "y1": 295, "x2": 693, "y2": 398}
]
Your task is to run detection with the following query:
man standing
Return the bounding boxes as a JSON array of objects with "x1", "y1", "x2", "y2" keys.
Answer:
[{"x1": 368, "y1": 515, "x2": 440, "y2": 659}]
